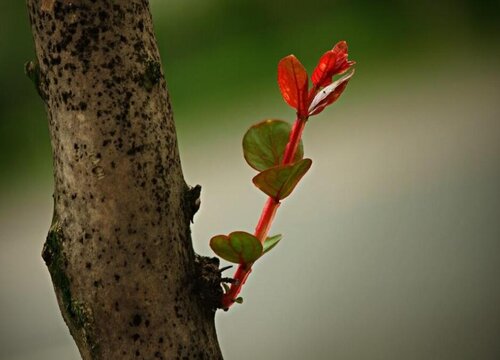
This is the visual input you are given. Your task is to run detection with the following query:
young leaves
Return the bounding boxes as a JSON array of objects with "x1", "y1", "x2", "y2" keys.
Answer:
[
  {"x1": 210, "y1": 232, "x2": 282, "y2": 266},
  {"x1": 243, "y1": 119, "x2": 304, "y2": 171},
  {"x1": 277, "y1": 55, "x2": 309, "y2": 118},
  {"x1": 312, "y1": 41, "x2": 355, "y2": 88},
  {"x1": 210, "y1": 231, "x2": 263, "y2": 265},
  {"x1": 253, "y1": 158, "x2": 312, "y2": 200},
  {"x1": 277, "y1": 42, "x2": 355, "y2": 120},
  {"x1": 308, "y1": 70, "x2": 355, "y2": 116},
  {"x1": 263, "y1": 234, "x2": 282, "y2": 254}
]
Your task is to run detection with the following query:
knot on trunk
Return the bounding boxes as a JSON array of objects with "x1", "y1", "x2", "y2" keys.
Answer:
[{"x1": 193, "y1": 255, "x2": 223, "y2": 311}]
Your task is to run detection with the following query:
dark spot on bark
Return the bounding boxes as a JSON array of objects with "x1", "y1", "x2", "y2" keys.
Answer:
[
  {"x1": 79, "y1": 101, "x2": 87, "y2": 111},
  {"x1": 127, "y1": 144, "x2": 145, "y2": 156},
  {"x1": 98, "y1": 10, "x2": 108, "y2": 22},
  {"x1": 51, "y1": 56, "x2": 62, "y2": 65},
  {"x1": 61, "y1": 91, "x2": 73, "y2": 104},
  {"x1": 137, "y1": 20, "x2": 144, "y2": 32},
  {"x1": 132, "y1": 314, "x2": 142, "y2": 327}
]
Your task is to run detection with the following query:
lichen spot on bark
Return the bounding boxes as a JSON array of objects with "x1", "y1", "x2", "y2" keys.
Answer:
[
  {"x1": 42, "y1": 226, "x2": 98, "y2": 355},
  {"x1": 142, "y1": 59, "x2": 162, "y2": 91}
]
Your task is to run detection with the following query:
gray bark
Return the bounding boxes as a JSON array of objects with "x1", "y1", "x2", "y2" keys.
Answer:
[{"x1": 26, "y1": 0, "x2": 223, "y2": 358}]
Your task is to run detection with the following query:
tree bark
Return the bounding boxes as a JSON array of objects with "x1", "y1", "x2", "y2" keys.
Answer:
[{"x1": 26, "y1": 0, "x2": 223, "y2": 358}]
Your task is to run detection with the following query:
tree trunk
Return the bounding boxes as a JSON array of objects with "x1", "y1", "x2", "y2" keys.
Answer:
[{"x1": 26, "y1": 0, "x2": 223, "y2": 358}]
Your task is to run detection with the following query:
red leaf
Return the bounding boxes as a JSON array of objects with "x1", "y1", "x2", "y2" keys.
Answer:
[
  {"x1": 277, "y1": 55, "x2": 309, "y2": 117},
  {"x1": 311, "y1": 41, "x2": 354, "y2": 88},
  {"x1": 308, "y1": 70, "x2": 355, "y2": 116}
]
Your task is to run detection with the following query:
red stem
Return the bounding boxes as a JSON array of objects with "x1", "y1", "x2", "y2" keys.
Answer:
[
  {"x1": 282, "y1": 118, "x2": 307, "y2": 164},
  {"x1": 254, "y1": 197, "x2": 280, "y2": 241},
  {"x1": 221, "y1": 116, "x2": 307, "y2": 309}
]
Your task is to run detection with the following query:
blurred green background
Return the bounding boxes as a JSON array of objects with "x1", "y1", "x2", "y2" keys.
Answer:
[{"x1": 1, "y1": 0, "x2": 499, "y2": 359}]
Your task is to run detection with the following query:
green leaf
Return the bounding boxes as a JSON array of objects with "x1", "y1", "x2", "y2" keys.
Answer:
[
  {"x1": 234, "y1": 297, "x2": 244, "y2": 304},
  {"x1": 263, "y1": 234, "x2": 282, "y2": 254},
  {"x1": 252, "y1": 158, "x2": 312, "y2": 200},
  {"x1": 243, "y1": 119, "x2": 304, "y2": 171},
  {"x1": 210, "y1": 231, "x2": 263, "y2": 264}
]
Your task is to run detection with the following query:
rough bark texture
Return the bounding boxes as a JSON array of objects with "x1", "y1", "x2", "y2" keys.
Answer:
[{"x1": 26, "y1": 0, "x2": 223, "y2": 358}]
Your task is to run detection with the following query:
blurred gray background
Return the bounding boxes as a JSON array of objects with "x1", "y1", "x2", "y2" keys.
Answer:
[{"x1": 1, "y1": 0, "x2": 499, "y2": 359}]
